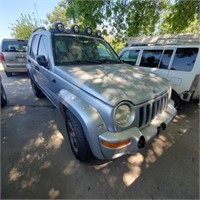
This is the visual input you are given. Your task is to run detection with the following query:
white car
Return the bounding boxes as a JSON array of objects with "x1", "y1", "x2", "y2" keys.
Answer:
[{"x1": 119, "y1": 34, "x2": 200, "y2": 108}]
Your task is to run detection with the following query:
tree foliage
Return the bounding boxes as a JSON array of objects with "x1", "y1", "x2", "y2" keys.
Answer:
[
  {"x1": 64, "y1": 0, "x2": 199, "y2": 37},
  {"x1": 45, "y1": 0, "x2": 69, "y2": 28},
  {"x1": 160, "y1": 0, "x2": 200, "y2": 34},
  {"x1": 66, "y1": 0, "x2": 111, "y2": 28},
  {"x1": 10, "y1": 0, "x2": 199, "y2": 43},
  {"x1": 10, "y1": 14, "x2": 39, "y2": 39},
  {"x1": 126, "y1": 0, "x2": 168, "y2": 36}
]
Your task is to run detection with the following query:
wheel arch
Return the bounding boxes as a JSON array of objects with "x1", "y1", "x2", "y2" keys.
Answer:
[
  {"x1": 58, "y1": 89, "x2": 107, "y2": 159},
  {"x1": 171, "y1": 89, "x2": 181, "y2": 108}
]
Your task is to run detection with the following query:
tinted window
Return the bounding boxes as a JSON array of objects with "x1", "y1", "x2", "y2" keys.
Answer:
[
  {"x1": 37, "y1": 36, "x2": 48, "y2": 58},
  {"x1": 120, "y1": 50, "x2": 139, "y2": 65},
  {"x1": 140, "y1": 50, "x2": 163, "y2": 68},
  {"x1": 30, "y1": 35, "x2": 39, "y2": 58},
  {"x1": 171, "y1": 48, "x2": 199, "y2": 71},
  {"x1": 159, "y1": 50, "x2": 173, "y2": 69},
  {"x1": 2, "y1": 40, "x2": 27, "y2": 52}
]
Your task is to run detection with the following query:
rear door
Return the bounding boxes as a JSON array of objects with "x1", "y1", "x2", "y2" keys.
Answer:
[{"x1": 167, "y1": 47, "x2": 199, "y2": 95}]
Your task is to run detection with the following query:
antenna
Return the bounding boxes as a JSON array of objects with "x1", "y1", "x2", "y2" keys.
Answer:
[{"x1": 34, "y1": 3, "x2": 41, "y2": 26}]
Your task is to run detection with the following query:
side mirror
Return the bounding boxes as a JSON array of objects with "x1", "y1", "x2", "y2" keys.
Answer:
[{"x1": 37, "y1": 55, "x2": 49, "y2": 68}]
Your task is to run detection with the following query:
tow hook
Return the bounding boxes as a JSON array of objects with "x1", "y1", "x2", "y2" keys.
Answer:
[{"x1": 157, "y1": 122, "x2": 167, "y2": 135}]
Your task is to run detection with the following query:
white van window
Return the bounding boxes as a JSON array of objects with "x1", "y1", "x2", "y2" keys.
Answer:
[
  {"x1": 30, "y1": 34, "x2": 39, "y2": 59},
  {"x1": 120, "y1": 50, "x2": 140, "y2": 65},
  {"x1": 159, "y1": 50, "x2": 173, "y2": 69},
  {"x1": 171, "y1": 48, "x2": 199, "y2": 71},
  {"x1": 140, "y1": 50, "x2": 163, "y2": 68}
]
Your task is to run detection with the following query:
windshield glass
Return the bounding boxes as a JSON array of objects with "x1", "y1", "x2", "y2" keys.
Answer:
[{"x1": 53, "y1": 35, "x2": 121, "y2": 66}]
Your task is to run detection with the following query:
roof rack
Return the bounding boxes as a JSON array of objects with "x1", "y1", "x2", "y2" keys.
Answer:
[
  {"x1": 127, "y1": 34, "x2": 200, "y2": 46},
  {"x1": 33, "y1": 27, "x2": 47, "y2": 32}
]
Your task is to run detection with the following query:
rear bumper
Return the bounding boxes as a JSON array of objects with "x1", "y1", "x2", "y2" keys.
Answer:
[
  {"x1": 98, "y1": 100, "x2": 177, "y2": 159},
  {"x1": 2, "y1": 63, "x2": 27, "y2": 73}
]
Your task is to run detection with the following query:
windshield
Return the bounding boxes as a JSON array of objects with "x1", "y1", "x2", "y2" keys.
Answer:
[{"x1": 53, "y1": 35, "x2": 121, "y2": 66}]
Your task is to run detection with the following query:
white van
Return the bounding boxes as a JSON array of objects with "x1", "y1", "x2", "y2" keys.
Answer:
[{"x1": 119, "y1": 34, "x2": 200, "y2": 107}]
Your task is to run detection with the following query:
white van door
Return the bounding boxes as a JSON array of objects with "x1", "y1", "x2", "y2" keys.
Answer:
[{"x1": 167, "y1": 47, "x2": 199, "y2": 100}]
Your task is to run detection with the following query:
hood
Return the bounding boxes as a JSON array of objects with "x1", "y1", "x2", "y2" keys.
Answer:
[{"x1": 58, "y1": 64, "x2": 169, "y2": 106}]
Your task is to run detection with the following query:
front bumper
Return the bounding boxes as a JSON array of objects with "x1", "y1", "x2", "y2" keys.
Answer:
[{"x1": 99, "y1": 100, "x2": 177, "y2": 159}]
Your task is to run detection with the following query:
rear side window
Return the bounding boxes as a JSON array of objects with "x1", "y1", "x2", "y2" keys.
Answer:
[
  {"x1": 171, "y1": 48, "x2": 199, "y2": 71},
  {"x1": 30, "y1": 35, "x2": 39, "y2": 58},
  {"x1": 37, "y1": 36, "x2": 48, "y2": 58},
  {"x1": 159, "y1": 50, "x2": 173, "y2": 69},
  {"x1": 2, "y1": 40, "x2": 27, "y2": 52},
  {"x1": 140, "y1": 50, "x2": 163, "y2": 68},
  {"x1": 120, "y1": 50, "x2": 140, "y2": 65}
]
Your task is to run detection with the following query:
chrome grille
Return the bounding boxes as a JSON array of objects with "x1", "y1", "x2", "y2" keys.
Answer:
[{"x1": 137, "y1": 93, "x2": 168, "y2": 128}]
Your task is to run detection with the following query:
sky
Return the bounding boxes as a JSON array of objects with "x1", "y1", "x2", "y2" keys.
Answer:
[{"x1": 0, "y1": 0, "x2": 61, "y2": 42}]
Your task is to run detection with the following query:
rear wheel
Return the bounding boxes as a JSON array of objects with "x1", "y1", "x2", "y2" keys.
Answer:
[
  {"x1": 30, "y1": 78, "x2": 44, "y2": 98},
  {"x1": 5, "y1": 71, "x2": 12, "y2": 77},
  {"x1": 65, "y1": 110, "x2": 93, "y2": 162}
]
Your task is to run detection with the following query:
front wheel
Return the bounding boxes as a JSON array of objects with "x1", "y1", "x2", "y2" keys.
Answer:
[
  {"x1": 30, "y1": 78, "x2": 44, "y2": 98},
  {"x1": 65, "y1": 110, "x2": 93, "y2": 162}
]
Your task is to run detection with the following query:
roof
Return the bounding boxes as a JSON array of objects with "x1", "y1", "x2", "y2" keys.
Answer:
[{"x1": 127, "y1": 34, "x2": 200, "y2": 46}]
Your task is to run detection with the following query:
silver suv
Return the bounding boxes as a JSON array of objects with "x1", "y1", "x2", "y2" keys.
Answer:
[
  {"x1": 26, "y1": 23, "x2": 176, "y2": 161},
  {"x1": 0, "y1": 39, "x2": 28, "y2": 77}
]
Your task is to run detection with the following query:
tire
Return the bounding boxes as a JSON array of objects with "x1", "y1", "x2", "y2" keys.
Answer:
[
  {"x1": 171, "y1": 90, "x2": 181, "y2": 109},
  {"x1": 65, "y1": 110, "x2": 93, "y2": 162},
  {"x1": 30, "y1": 78, "x2": 44, "y2": 98},
  {"x1": 1, "y1": 83, "x2": 7, "y2": 107},
  {"x1": 5, "y1": 71, "x2": 12, "y2": 77}
]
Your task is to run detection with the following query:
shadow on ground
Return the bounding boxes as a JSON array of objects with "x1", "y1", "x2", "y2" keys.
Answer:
[{"x1": 1, "y1": 70, "x2": 199, "y2": 199}]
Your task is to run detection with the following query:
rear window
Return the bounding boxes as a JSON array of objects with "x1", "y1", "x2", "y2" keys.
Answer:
[{"x1": 2, "y1": 40, "x2": 27, "y2": 52}]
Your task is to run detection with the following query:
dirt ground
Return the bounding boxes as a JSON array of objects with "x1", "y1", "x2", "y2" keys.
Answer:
[{"x1": 1, "y1": 67, "x2": 199, "y2": 199}]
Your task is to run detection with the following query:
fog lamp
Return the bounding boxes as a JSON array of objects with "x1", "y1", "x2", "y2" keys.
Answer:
[
  {"x1": 96, "y1": 30, "x2": 102, "y2": 37},
  {"x1": 55, "y1": 22, "x2": 65, "y2": 32},
  {"x1": 85, "y1": 27, "x2": 92, "y2": 35},
  {"x1": 71, "y1": 25, "x2": 80, "y2": 33}
]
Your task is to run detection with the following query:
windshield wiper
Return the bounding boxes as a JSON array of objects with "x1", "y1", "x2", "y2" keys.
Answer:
[
  {"x1": 61, "y1": 59, "x2": 121, "y2": 65},
  {"x1": 96, "y1": 59, "x2": 121, "y2": 64},
  {"x1": 77, "y1": 60, "x2": 103, "y2": 64}
]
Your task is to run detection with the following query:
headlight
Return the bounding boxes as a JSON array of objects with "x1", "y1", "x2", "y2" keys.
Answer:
[{"x1": 114, "y1": 102, "x2": 135, "y2": 128}]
